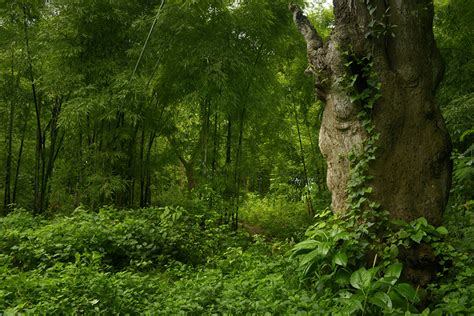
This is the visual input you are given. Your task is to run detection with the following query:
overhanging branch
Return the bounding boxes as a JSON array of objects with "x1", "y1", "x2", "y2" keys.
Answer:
[
  {"x1": 289, "y1": 3, "x2": 329, "y2": 99},
  {"x1": 289, "y1": 3, "x2": 323, "y2": 69}
]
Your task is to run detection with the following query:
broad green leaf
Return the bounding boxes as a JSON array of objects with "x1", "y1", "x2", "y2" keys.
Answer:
[
  {"x1": 388, "y1": 289, "x2": 405, "y2": 307},
  {"x1": 318, "y1": 241, "x2": 332, "y2": 257},
  {"x1": 292, "y1": 240, "x2": 318, "y2": 250},
  {"x1": 332, "y1": 252, "x2": 348, "y2": 267},
  {"x1": 369, "y1": 292, "x2": 392, "y2": 310},
  {"x1": 385, "y1": 262, "x2": 403, "y2": 280},
  {"x1": 388, "y1": 245, "x2": 399, "y2": 258},
  {"x1": 436, "y1": 226, "x2": 448, "y2": 235},
  {"x1": 291, "y1": 240, "x2": 319, "y2": 257},
  {"x1": 333, "y1": 231, "x2": 351, "y2": 240},
  {"x1": 394, "y1": 283, "x2": 419, "y2": 303},
  {"x1": 300, "y1": 249, "x2": 322, "y2": 267},
  {"x1": 347, "y1": 293, "x2": 364, "y2": 312},
  {"x1": 410, "y1": 230, "x2": 425, "y2": 243},
  {"x1": 414, "y1": 217, "x2": 428, "y2": 228},
  {"x1": 350, "y1": 267, "x2": 372, "y2": 290},
  {"x1": 302, "y1": 261, "x2": 317, "y2": 277},
  {"x1": 379, "y1": 276, "x2": 399, "y2": 286},
  {"x1": 335, "y1": 270, "x2": 350, "y2": 286},
  {"x1": 420, "y1": 308, "x2": 431, "y2": 316},
  {"x1": 398, "y1": 230, "x2": 410, "y2": 239}
]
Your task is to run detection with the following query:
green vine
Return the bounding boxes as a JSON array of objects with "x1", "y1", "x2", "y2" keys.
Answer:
[
  {"x1": 289, "y1": 3, "x2": 457, "y2": 313},
  {"x1": 337, "y1": 0, "x2": 397, "y2": 221},
  {"x1": 290, "y1": 58, "x2": 450, "y2": 307},
  {"x1": 341, "y1": 48, "x2": 382, "y2": 222},
  {"x1": 364, "y1": 0, "x2": 396, "y2": 40}
]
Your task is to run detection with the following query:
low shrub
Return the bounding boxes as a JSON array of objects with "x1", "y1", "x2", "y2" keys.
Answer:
[
  {"x1": 0, "y1": 222, "x2": 321, "y2": 314},
  {"x1": 0, "y1": 206, "x2": 230, "y2": 272},
  {"x1": 239, "y1": 193, "x2": 312, "y2": 239}
]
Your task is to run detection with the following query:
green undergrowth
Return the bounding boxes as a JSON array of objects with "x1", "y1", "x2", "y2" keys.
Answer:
[
  {"x1": 287, "y1": 200, "x2": 474, "y2": 315},
  {"x1": 239, "y1": 193, "x2": 312, "y2": 240},
  {"x1": 1, "y1": 199, "x2": 473, "y2": 314},
  {"x1": 0, "y1": 207, "x2": 313, "y2": 314}
]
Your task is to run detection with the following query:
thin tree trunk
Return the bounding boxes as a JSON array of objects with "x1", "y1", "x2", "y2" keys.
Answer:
[
  {"x1": 128, "y1": 127, "x2": 139, "y2": 207},
  {"x1": 211, "y1": 111, "x2": 219, "y2": 177},
  {"x1": 40, "y1": 97, "x2": 64, "y2": 211},
  {"x1": 126, "y1": 128, "x2": 138, "y2": 207},
  {"x1": 231, "y1": 43, "x2": 265, "y2": 230},
  {"x1": 200, "y1": 98, "x2": 211, "y2": 179},
  {"x1": 142, "y1": 129, "x2": 157, "y2": 207},
  {"x1": 75, "y1": 127, "x2": 83, "y2": 207},
  {"x1": 3, "y1": 100, "x2": 14, "y2": 214},
  {"x1": 167, "y1": 135, "x2": 196, "y2": 191},
  {"x1": 232, "y1": 107, "x2": 246, "y2": 230},
  {"x1": 220, "y1": 116, "x2": 233, "y2": 224},
  {"x1": 304, "y1": 116, "x2": 326, "y2": 191},
  {"x1": 12, "y1": 113, "x2": 28, "y2": 205},
  {"x1": 225, "y1": 116, "x2": 232, "y2": 166},
  {"x1": 179, "y1": 157, "x2": 196, "y2": 191},
  {"x1": 23, "y1": 4, "x2": 43, "y2": 213},
  {"x1": 294, "y1": 107, "x2": 315, "y2": 217},
  {"x1": 3, "y1": 49, "x2": 16, "y2": 214},
  {"x1": 137, "y1": 127, "x2": 145, "y2": 207},
  {"x1": 143, "y1": 131, "x2": 156, "y2": 207}
]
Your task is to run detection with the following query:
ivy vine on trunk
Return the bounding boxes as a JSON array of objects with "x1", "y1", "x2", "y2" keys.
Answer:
[
  {"x1": 291, "y1": 0, "x2": 451, "y2": 224},
  {"x1": 291, "y1": 0, "x2": 452, "y2": 285}
]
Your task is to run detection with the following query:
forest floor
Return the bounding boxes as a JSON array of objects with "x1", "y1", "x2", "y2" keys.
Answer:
[
  {"x1": 0, "y1": 207, "x2": 317, "y2": 314},
  {"x1": 1, "y1": 202, "x2": 473, "y2": 314}
]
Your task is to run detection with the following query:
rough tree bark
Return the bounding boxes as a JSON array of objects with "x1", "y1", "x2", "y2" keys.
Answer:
[{"x1": 290, "y1": 0, "x2": 451, "y2": 226}]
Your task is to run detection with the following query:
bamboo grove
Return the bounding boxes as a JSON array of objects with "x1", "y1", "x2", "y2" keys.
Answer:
[{"x1": 0, "y1": 0, "x2": 332, "y2": 220}]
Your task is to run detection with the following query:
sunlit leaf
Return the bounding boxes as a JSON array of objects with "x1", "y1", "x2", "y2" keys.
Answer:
[
  {"x1": 332, "y1": 252, "x2": 348, "y2": 267},
  {"x1": 350, "y1": 267, "x2": 372, "y2": 290}
]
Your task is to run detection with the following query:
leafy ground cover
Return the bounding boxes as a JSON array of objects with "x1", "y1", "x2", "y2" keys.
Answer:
[
  {"x1": 1, "y1": 199, "x2": 473, "y2": 314},
  {"x1": 0, "y1": 207, "x2": 316, "y2": 314}
]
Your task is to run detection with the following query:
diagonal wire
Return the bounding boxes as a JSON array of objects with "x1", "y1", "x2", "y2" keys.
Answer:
[{"x1": 130, "y1": 0, "x2": 165, "y2": 81}]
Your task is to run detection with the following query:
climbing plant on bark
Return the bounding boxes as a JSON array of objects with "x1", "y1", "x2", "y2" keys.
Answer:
[
  {"x1": 291, "y1": 0, "x2": 451, "y2": 225},
  {"x1": 290, "y1": 0, "x2": 452, "y2": 287}
]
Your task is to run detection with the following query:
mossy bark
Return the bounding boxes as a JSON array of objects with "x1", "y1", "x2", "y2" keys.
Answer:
[{"x1": 291, "y1": 0, "x2": 451, "y2": 225}]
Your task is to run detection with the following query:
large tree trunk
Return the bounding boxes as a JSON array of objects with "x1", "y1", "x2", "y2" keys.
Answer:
[{"x1": 291, "y1": 0, "x2": 451, "y2": 225}]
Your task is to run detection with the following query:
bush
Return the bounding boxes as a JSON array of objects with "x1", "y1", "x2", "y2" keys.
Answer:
[
  {"x1": 239, "y1": 193, "x2": 312, "y2": 239},
  {"x1": 0, "y1": 206, "x2": 230, "y2": 272},
  {"x1": 0, "y1": 212, "x2": 323, "y2": 314},
  {"x1": 2, "y1": 201, "x2": 473, "y2": 314}
]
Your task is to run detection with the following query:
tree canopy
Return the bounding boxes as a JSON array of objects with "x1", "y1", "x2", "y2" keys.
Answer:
[{"x1": 0, "y1": 0, "x2": 473, "y2": 314}]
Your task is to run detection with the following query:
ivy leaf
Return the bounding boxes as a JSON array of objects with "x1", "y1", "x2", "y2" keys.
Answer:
[
  {"x1": 410, "y1": 230, "x2": 426, "y2": 243},
  {"x1": 436, "y1": 226, "x2": 448, "y2": 235},
  {"x1": 350, "y1": 267, "x2": 372, "y2": 290},
  {"x1": 350, "y1": 74, "x2": 359, "y2": 86}
]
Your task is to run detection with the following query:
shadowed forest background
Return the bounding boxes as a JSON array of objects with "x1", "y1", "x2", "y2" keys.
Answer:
[{"x1": 0, "y1": 0, "x2": 473, "y2": 314}]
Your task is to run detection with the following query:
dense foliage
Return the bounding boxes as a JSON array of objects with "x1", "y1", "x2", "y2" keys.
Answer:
[
  {"x1": 0, "y1": 0, "x2": 325, "y2": 216},
  {"x1": 1, "y1": 204, "x2": 472, "y2": 314},
  {"x1": 0, "y1": 0, "x2": 472, "y2": 314}
]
